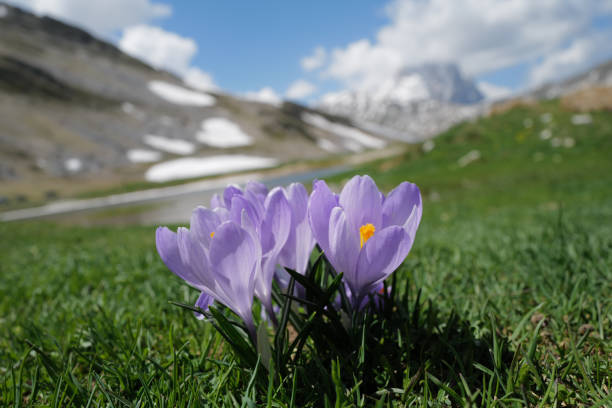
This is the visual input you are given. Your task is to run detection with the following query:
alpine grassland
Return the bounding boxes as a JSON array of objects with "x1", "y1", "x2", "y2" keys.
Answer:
[{"x1": 1, "y1": 101, "x2": 611, "y2": 406}]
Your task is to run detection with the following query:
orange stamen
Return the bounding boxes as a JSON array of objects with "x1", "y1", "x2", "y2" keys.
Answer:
[{"x1": 359, "y1": 224, "x2": 375, "y2": 249}]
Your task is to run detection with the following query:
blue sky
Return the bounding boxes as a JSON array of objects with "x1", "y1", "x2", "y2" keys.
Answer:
[
  {"x1": 8, "y1": 0, "x2": 612, "y2": 102},
  {"x1": 159, "y1": 1, "x2": 386, "y2": 94}
]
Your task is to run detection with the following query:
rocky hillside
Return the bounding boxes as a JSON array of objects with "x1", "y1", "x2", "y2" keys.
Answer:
[
  {"x1": 318, "y1": 63, "x2": 485, "y2": 142},
  {"x1": 0, "y1": 3, "x2": 393, "y2": 197},
  {"x1": 528, "y1": 60, "x2": 612, "y2": 100},
  {"x1": 489, "y1": 59, "x2": 612, "y2": 116},
  {"x1": 319, "y1": 59, "x2": 612, "y2": 143}
]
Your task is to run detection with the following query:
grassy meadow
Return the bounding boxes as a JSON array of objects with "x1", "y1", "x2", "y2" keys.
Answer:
[{"x1": 1, "y1": 101, "x2": 611, "y2": 406}]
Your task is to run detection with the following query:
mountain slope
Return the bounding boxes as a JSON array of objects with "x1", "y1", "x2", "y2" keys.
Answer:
[
  {"x1": 528, "y1": 60, "x2": 612, "y2": 100},
  {"x1": 318, "y1": 63, "x2": 484, "y2": 142},
  {"x1": 0, "y1": 3, "x2": 393, "y2": 199}
]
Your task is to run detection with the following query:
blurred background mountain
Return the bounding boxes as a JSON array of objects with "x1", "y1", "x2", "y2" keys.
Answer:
[
  {"x1": 0, "y1": 3, "x2": 398, "y2": 198},
  {"x1": 0, "y1": 1, "x2": 611, "y2": 216}
]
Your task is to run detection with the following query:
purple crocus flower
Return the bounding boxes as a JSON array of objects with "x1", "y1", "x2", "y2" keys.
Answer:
[
  {"x1": 156, "y1": 211, "x2": 260, "y2": 338},
  {"x1": 210, "y1": 181, "x2": 268, "y2": 215},
  {"x1": 308, "y1": 175, "x2": 422, "y2": 307},
  {"x1": 278, "y1": 183, "x2": 316, "y2": 274},
  {"x1": 210, "y1": 182, "x2": 291, "y2": 321},
  {"x1": 274, "y1": 183, "x2": 316, "y2": 296},
  {"x1": 255, "y1": 187, "x2": 291, "y2": 320}
]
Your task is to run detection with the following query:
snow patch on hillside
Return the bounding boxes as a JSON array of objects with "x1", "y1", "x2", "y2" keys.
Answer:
[
  {"x1": 143, "y1": 134, "x2": 195, "y2": 155},
  {"x1": 127, "y1": 149, "x2": 162, "y2": 163},
  {"x1": 196, "y1": 118, "x2": 253, "y2": 148},
  {"x1": 342, "y1": 140, "x2": 364, "y2": 153},
  {"x1": 121, "y1": 102, "x2": 146, "y2": 120},
  {"x1": 374, "y1": 75, "x2": 430, "y2": 103},
  {"x1": 64, "y1": 158, "x2": 82, "y2": 172},
  {"x1": 145, "y1": 155, "x2": 278, "y2": 182},
  {"x1": 243, "y1": 88, "x2": 283, "y2": 106},
  {"x1": 121, "y1": 102, "x2": 135, "y2": 114},
  {"x1": 316, "y1": 138, "x2": 340, "y2": 153},
  {"x1": 302, "y1": 113, "x2": 386, "y2": 150},
  {"x1": 148, "y1": 81, "x2": 215, "y2": 106}
]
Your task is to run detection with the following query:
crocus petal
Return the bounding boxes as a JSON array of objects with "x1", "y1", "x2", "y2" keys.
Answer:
[
  {"x1": 213, "y1": 206, "x2": 231, "y2": 223},
  {"x1": 279, "y1": 230, "x2": 296, "y2": 273},
  {"x1": 223, "y1": 184, "x2": 243, "y2": 208},
  {"x1": 229, "y1": 195, "x2": 260, "y2": 228},
  {"x1": 354, "y1": 282, "x2": 385, "y2": 311},
  {"x1": 290, "y1": 183, "x2": 315, "y2": 274},
  {"x1": 156, "y1": 227, "x2": 205, "y2": 291},
  {"x1": 209, "y1": 221, "x2": 259, "y2": 321},
  {"x1": 382, "y1": 182, "x2": 422, "y2": 233},
  {"x1": 280, "y1": 183, "x2": 315, "y2": 274},
  {"x1": 338, "y1": 175, "x2": 383, "y2": 231},
  {"x1": 258, "y1": 255, "x2": 279, "y2": 315},
  {"x1": 176, "y1": 227, "x2": 216, "y2": 291},
  {"x1": 245, "y1": 181, "x2": 268, "y2": 202},
  {"x1": 294, "y1": 224, "x2": 316, "y2": 275},
  {"x1": 327, "y1": 207, "x2": 361, "y2": 284},
  {"x1": 261, "y1": 187, "x2": 291, "y2": 255},
  {"x1": 240, "y1": 207, "x2": 259, "y2": 242},
  {"x1": 256, "y1": 188, "x2": 291, "y2": 313},
  {"x1": 287, "y1": 183, "x2": 308, "y2": 221},
  {"x1": 245, "y1": 190, "x2": 265, "y2": 220},
  {"x1": 354, "y1": 226, "x2": 412, "y2": 301},
  {"x1": 194, "y1": 291, "x2": 214, "y2": 320},
  {"x1": 404, "y1": 206, "x2": 422, "y2": 240},
  {"x1": 190, "y1": 206, "x2": 221, "y2": 247},
  {"x1": 308, "y1": 180, "x2": 338, "y2": 253},
  {"x1": 210, "y1": 193, "x2": 224, "y2": 209},
  {"x1": 274, "y1": 265, "x2": 291, "y2": 289}
]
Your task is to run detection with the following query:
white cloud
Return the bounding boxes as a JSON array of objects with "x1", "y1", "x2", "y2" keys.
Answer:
[
  {"x1": 301, "y1": 46, "x2": 327, "y2": 71},
  {"x1": 528, "y1": 32, "x2": 612, "y2": 86},
  {"x1": 326, "y1": 39, "x2": 402, "y2": 92},
  {"x1": 119, "y1": 25, "x2": 196, "y2": 75},
  {"x1": 285, "y1": 79, "x2": 317, "y2": 99},
  {"x1": 184, "y1": 67, "x2": 218, "y2": 91},
  {"x1": 477, "y1": 81, "x2": 513, "y2": 101},
  {"x1": 119, "y1": 25, "x2": 217, "y2": 90},
  {"x1": 244, "y1": 87, "x2": 283, "y2": 106},
  {"x1": 6, "y1": 0, "x2": 171, "y2": 35},
  {"x1": 324, "y1": 0, "x2": 612, "y2": 91}
]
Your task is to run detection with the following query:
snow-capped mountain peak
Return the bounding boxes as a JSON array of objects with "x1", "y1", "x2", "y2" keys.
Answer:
[
  {"x1": 372, "y1": 74, "x2": 431, "y2": 103},
  {"x1": 398, "y1": 63, "x2": 483, "y2": 104},
  {"x1": 318, "y1": 63, "x2": 484, "y2": 142}
]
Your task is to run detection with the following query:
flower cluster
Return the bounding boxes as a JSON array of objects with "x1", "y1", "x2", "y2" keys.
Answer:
[{"x1": 156, "y1": 175, "x2": 421, "y2": 340}]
